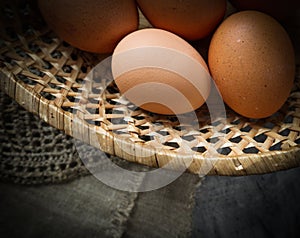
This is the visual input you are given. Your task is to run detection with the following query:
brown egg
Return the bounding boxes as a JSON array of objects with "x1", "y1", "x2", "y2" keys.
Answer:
[
  {"x1": 112, "y1": 28, "x2": 211, "y2": 115},
  {"x1": 38, "y1": 0, "x2": 138, "y2": 53},
  {"x1": 208, "y1": 11, "x2": 295, "y2": 119},
  {"x1": 136, "y1": 0, "x2": 226, "y2": 40},
  {"x1": 229, "y1": 0, "x2": 300, "y2": 24}
]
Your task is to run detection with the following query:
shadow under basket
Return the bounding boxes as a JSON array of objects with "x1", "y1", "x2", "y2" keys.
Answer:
[{"x1": 1, "y1": 0, "x2": 300, "y2": 176}]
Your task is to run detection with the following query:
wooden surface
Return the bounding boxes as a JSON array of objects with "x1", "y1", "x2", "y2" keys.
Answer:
[{"x1": 193, "y1": 168, "x2": 300, "y2": 238}]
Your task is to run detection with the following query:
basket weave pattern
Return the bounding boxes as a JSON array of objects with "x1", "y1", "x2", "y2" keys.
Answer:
[{"x1": 1, "y1": 1, "x2": 300, "y2": 175}]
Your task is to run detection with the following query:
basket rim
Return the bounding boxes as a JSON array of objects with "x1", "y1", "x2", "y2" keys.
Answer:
[{"x1": 2, "y1": 72, "x2": 300, "y2": 176}]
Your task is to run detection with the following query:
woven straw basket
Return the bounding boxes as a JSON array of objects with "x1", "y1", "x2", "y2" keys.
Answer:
[{"x1": 1, "y1": 0, "x2": 300, "y2": 176}]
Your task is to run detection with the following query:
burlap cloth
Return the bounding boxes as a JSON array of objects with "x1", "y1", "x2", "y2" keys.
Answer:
[
  {"x1": 0, "y1": 89, "x2": 201, "y2": 237},
  {"x1": 0, "y1": 89, "x2": 91, "y2": 184}
]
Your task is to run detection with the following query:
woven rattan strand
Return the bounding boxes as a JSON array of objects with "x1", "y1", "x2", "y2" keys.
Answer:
[{"x1": 1, "y1": 0, "x2": 300, "y2": 175}]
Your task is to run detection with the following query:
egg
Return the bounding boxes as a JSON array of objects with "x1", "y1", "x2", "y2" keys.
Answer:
[
  {"x1": 112, "y1": 28, "x2": 211, "y2": 115},
  {"x1": 208, "y1": 11, "x2": 295, "y2": 119},
  {"x1": 136, "y1": 0, "x2": 226, "y2": 40},
  {"x1": 38, "y1": 0, "x2": 138, "y2": 53}
]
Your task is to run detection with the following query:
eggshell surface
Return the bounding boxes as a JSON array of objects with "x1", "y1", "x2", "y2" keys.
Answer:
[
  {"x1": 38, "y1": 0, "x2": 138, "y2": 53},
  {"x1": 112, "y1": 29, "x2": 211, "y2": 115},
  {"x1": 208, "y1": 11, "x2": 295, "y2": 119},
  {"x1": 136, "y1": 0, "x2": 226, "y2": 40}
]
